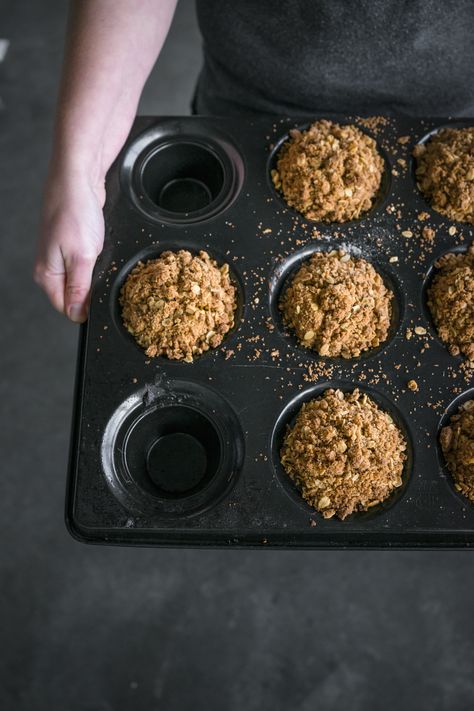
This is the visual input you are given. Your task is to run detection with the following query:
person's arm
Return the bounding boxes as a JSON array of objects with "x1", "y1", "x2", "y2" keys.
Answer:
[{"x1": 34, "y1": 0, "x2": 177, "y2": 322}]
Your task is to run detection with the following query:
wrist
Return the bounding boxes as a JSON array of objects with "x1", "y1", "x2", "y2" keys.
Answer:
[
  {"x1": 44, "y1": 158, "x2": 107, "y2": 215},
  {"x1": 50, "y1": 139, "x2": 105, "y2": 186}
]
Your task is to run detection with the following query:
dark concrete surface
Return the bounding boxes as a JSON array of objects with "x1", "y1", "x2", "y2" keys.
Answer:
[{"x1": 1, "y1": 2, "x2": 473, "y2": 709}]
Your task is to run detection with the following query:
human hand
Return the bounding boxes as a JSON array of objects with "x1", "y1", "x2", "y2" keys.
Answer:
[{"x1": 34, "y1": 171, "x2": 105, "y2": 323}]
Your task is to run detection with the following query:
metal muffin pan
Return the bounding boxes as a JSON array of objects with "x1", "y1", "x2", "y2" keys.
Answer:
[{"x1": 67, "y1": 115, "x2": 474, "y2": 548}]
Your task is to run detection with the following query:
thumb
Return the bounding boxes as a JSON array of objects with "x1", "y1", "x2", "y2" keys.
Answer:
[{"x1": 64, "y1": 252, "x2": 98, "y2": 323}]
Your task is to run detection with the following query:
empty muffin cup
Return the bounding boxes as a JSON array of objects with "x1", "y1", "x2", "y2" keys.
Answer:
[
  {"x1": 142, "y1": 143, "x2": 223, "y2": 213},
  {"x1": 146, "y1": 432, "x2": 208, "y2": 495},
  {"x1": 101, "y1": 379, "x2": 245, "y2": 517},
  {"x1": 121, "y1": 122, "x2": 244, "y2": 224}
]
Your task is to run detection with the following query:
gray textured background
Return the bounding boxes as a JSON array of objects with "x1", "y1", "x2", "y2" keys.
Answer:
[{"x1": 1, "y1": 2, "x2": 473, "y2": 709}]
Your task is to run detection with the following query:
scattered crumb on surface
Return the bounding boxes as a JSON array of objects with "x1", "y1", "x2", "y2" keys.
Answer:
[
  {"x1": 417, "y1": 211, "x2": 430, "y2": 221},
  {"x1": 422, "y1": 226, "x2": 436, "y2": 242}
]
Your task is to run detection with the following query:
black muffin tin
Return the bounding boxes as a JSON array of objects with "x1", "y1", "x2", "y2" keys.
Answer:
[{"x1": 66, "y1": 115, "x2": 474, "y2": 548}]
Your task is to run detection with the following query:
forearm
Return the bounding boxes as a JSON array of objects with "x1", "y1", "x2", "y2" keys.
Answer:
[{"x1": 51, "y1": 0, "x2": 177, "y2": 184}]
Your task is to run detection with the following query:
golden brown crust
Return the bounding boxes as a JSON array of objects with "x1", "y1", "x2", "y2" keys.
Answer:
[
  {"x1": 279, "y1": 250, "x2": 393, "y2": 358},
  {"x1": 271, "y1": 120, "x2": 384, "y2": 222},
  {"x1": 413, "y1": 127, "x2": 474, "y2": 224},
  {"x1": 120, "y1": 250, "x2": 236, "y2": 362},
  {"x1": 280, "y1": 388, "x2": 407, "y2": 520}
]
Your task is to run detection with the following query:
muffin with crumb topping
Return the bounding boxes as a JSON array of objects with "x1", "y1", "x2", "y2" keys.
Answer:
[
  {"x1": 413, "y1": 126, "x2": 474, "y2": 223},
  {"x1": 279, "y1": 250, "x2": 393, "y2": 358},
  {"x1": 271, "y1": 119, "x2": 384, "y2": 222},
  {"x1": 280, "y1": 388, "x2": 407, "y2": 519},
  {"x1": 427, "y1": 244, "x2": 474, "y2": 363},
  {"x1": 440, "y1": 400, "x2": 474, "y2": 504},
  {"x1": 120, "y1": 250, "x2": 237, "y2": 362}
]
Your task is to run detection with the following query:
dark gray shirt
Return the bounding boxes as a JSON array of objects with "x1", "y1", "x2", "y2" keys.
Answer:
[{"x1": 194, "y1": 0, "x2": 474, "y2": 117}]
